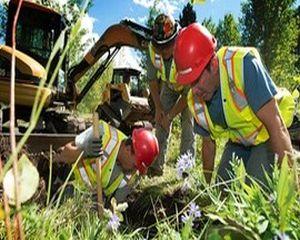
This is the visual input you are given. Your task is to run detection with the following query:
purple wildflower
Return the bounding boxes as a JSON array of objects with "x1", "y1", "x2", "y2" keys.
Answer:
[
  {"x1": 176, "y1": 151, "x2": 195, "y2": 179},
  {"x1": 181, "y1": 202, "x2": 201, "y2": 225},
  {"x1": 189, "y1": 202, "x2": 201, "y2": 218},
  {"x1": 181, "y1": 213, "x2": 190, "y2": 223},
  {"x1": 107, "y1": 213, "x2": 120, "y2": 232}
]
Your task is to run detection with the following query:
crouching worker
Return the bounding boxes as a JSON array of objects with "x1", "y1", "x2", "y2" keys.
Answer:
[
  {"x1": 55, "y1": 120, "x2": 159, "y2": 203},
  {"x1": 173, "y1": 23, "x2": 295, "y2": 189}
]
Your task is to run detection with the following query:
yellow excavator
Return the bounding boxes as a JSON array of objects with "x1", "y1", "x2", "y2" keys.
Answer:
[{"x1": 0, "y1": 0, "x2": 153, "y2": 139}]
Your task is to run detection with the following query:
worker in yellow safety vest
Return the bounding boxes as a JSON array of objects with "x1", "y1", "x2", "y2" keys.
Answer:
[
  {"x1": 55, "y1": 120, "x2": 159, "y2": 202},
  {"x1": 147, "y1": 13, "x2": 195, "y2": 176},
  {"x1": 173, "y1": 23, "x2": 295, "y2": 188}
]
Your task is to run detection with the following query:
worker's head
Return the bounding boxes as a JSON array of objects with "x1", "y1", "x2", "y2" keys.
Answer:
[
  {"x1": 151, "y1": 13, "x2": 180, "y2": 59},
  {"x1": 174, "y1": 23, "x2": 218, "y2": 101},
  {"x1": 120, "y1": 128, "x2": 159, "y2": 175}
]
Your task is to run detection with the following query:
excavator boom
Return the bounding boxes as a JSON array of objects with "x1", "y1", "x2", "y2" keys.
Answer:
[{"x1": 68, "y1": 20, "x2": 152, "y2": 105}]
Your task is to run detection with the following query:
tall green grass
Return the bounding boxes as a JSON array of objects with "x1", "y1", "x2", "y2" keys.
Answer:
[{"x1": 1, "y1": 116, "x2": 299, "y2": 239}]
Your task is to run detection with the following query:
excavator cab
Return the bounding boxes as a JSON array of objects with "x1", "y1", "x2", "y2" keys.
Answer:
[
  {"x1": 112, "y1": 68, "x2": 143, "y2": 97},
  {"x1": 0, "y1": 0, "x2": 75, "y2": 133},
  {"x1": 98, "y1": 67, "x2": 153, "y2": 135},
  {"x1": 5, "y1": 0, "x2": 68, "y2": 86}
]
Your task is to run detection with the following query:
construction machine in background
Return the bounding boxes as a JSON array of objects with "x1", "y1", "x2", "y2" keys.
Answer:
[
  {"x1": 97, "y1": 67, "x2": 154, "y2": 135},
  {"x1": 0, "y1": 0, "x2": 75, "y2": 134},
  {"x1": 0, "y1": 0, "x2": 154, "y2": 151}
]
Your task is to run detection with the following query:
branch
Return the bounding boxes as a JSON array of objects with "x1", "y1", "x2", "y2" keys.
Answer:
[{"x1": 10, "y1": 0, "x2": 24, "y2": 239}]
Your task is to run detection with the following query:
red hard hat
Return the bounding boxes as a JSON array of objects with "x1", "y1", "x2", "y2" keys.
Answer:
[
  {"x1": 174, "y1": 23, "x2": 217, "y2": 85},
  {"x1": 132, "y1": 128, "x2": 159, "y2": 175}
]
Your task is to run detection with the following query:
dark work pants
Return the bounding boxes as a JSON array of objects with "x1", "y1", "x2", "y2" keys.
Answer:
[{"x1": 217, "y1": 140, "x2": 275, "y2": 189}]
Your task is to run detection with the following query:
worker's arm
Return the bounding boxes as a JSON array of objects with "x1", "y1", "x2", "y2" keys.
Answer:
[
  {"x1": 149, "y1": 80, "x2": 164, "y2": 123},
  {"x1": 202, "y1": 136, "x2": 216, "y2": 184},
  {"x1": 55, "y1": 141, "x2": 82, "y2": 164},
  {"x1": 169, "y1": 95, "x2": 187, "y2": 118},
  {"x1": 162, "y1": 85, "x2": 190, "y2": 130},
  {"x1": 256, "y1": 98, "x2": 293, "y2": 166},
  {"x1": 161, "y1": 94, "x2": 187, "y2": 130},
  {"x1": 55, "y1": 127, "x2": 103, "y2": 164}
]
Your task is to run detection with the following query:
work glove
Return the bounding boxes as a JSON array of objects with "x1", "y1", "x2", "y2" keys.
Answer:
[{"x1": 83, "y1": 136, "x2": 103, "y2": 158}]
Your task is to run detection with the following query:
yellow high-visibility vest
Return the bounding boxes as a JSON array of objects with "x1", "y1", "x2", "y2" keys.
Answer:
[
  {"x1": 74, "y1": 120, "x2": 129, "y2": 197},
  {"x1": 187, "y1": 46, "x2": 295, "y2": 146},
  {"x1": 148, "y1": 43, "x2": 183, "y2": 91}
]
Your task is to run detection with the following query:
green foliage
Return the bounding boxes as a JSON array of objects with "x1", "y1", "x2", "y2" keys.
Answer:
[
  {"x1": 0, "y1": 2, "x2": 8, "y2": 43},
  {"x1": 215, "y1": 14, "x2": 241, "y2": 48},
  {"x1": 76, "y1": 63, "x2": 113, "y2": 113},
  {"x1": 181, "y1": 218, "x2": 193, "y2": 239},
  {"x1": 155, "y1": 222, "x2": 181, "y2": 240},
  {"x1": 276, "y1": 156, "x2": 297, "y2": 232},
  {"x1": 202, "y1": 17, "x2": 217, "y2": 37},
  {"x1": 2, "y1": 122, "x2": 299, "y2": 239},
  {"x1": 179, "y1": 2, "x2": 197, "y2": 28},
  {"x1": 295, "y1": 6, "x2": 300, "y2": 71},
  {"x1": 146, "y1": 0, "x2": 161, "y2": 29},
  {"x1": 240, "y1": 0, "x2": 299, "y2": 88},
  {"x1": 205, "y1": 156, "x2": 300, "y2": 239}
]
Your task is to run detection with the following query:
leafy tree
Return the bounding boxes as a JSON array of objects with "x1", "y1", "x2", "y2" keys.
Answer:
[
  {"x1": 215, "y1": 14, "x2": 241, "y2": 48},
  {"x1": 240, "y1": 0, "x2": 299, "y2": 87},
  {"x1": 76, "y1": 63, "x2": 113, "y2": 113},
  {"x1": 201, "y1": 17, "x2": 217, "y2": 36},
  {"x1": 295, "y1": 5, "x2": 300, "y2": 71},
  {"x1": 0, "y1": 2, "x2": 8, "y2": 43},
  {"x1": 179, "y1": 2, "x2": 197, "y2": 27},
  {"x1": 146, "y1": 0, "x2": 161, "y2": 29}
]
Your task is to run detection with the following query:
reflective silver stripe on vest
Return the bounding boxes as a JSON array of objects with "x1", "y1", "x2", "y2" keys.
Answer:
[
  {"x1": 99, "y1": 124, "x2": 109, "y2": 160},
  {"x1": 91, "y1": 125, "x2": 119, "y2": 173},
  {"x1": 118, "y1": 179, "x2": 127, "y2": 188},
  {"x1": 104, "y1": 126, "x2": 119, "y2": 157},
  {"x1": 194, "y1": 97, "x2": 209, "y2": 131},
  {"x1": 155, "y1": 54, "x2": 162, "y2": 69},
  {"x1": 224, "y1": 49, "x2": 247, "y2": 110},
  {"x1": 236, "y1": 127, "x2": 260, "y2": 146},
  {"x1": 79, "y1": 167, "x2": 92, "y2": 187}
]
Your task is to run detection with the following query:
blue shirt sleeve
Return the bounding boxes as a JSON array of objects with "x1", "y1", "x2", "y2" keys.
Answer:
[
  {"x1": 244, "y1": 53, "x2": 277, "y2": 113},
  {"x1": 194, "y1": 121, "x2": 210, "y2": 137}
]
